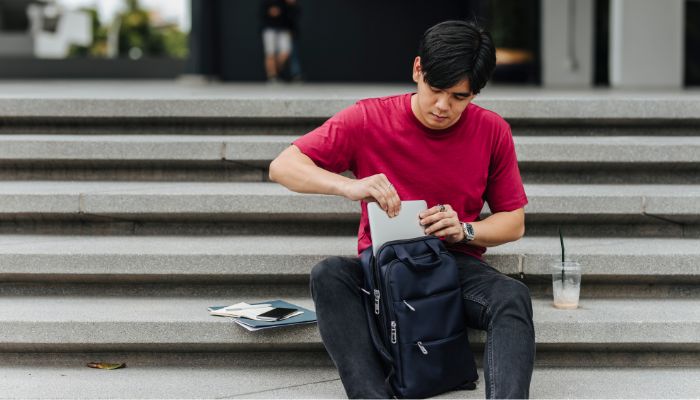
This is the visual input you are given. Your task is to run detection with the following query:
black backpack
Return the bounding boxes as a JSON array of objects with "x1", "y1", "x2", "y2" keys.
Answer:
[{"x1": 360, "y1": 236, "x2": 479, "y2": 398}]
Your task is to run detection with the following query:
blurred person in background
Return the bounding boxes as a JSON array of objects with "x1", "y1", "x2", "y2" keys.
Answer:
[{"x1": 261, "y1": 0, "x2": 292, "y2": 82}]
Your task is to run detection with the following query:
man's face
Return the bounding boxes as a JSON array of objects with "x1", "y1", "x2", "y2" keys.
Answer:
[{"x1": 411, "y1": 56, "x2": 475, "y2": 130}]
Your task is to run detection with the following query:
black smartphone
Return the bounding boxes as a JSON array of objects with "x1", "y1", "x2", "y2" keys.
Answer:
[{"x1": 256, "y1": 307, "x2": 298, "y2": 321}]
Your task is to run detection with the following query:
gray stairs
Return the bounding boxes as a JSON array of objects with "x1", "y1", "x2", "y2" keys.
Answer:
[{"x1": 0, "y1": 84, "x2": 699, "y2": 398}]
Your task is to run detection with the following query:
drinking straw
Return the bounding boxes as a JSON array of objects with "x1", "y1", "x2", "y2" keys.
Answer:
[{"x1": 558, "y1": 227, "x2": 565, "y2": 284}]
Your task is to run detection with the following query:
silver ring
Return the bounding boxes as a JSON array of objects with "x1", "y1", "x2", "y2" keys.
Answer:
[{"x1": 438, "y1": 204, "x2": 446, "y2": 213}]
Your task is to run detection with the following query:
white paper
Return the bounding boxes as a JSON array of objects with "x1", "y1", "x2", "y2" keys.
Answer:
[{"x1": 209, "y1": 302, "x2": 274, "y2": 320}]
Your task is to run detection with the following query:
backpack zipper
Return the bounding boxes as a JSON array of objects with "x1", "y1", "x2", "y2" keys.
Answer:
[
  {"x1": 374, "y1": 289, "x2": 381, "y2": 315},
  {"x1": 417, "y1": 341, "x2": 428, "y2": 355},
  {"x1": 390, "y1": 321, "x2": 397, "y2": 344}
]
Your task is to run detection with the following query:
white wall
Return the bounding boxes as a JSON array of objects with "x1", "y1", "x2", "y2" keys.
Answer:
[
  {"x1": 610, "y1": 0, "x2": 685, "y2": 88},
  {"x1": 541, "y1": 0, "x2": 595, "y2": 87}
]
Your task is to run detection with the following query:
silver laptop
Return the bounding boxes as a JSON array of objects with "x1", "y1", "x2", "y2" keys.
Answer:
[{"x1": 368, "y1": 200, "x2": 428, "y2": 256}]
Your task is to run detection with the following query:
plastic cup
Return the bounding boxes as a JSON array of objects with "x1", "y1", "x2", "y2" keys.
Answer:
[{"x1": 550, "y1": 261, "x2": 581, "y2": 309}]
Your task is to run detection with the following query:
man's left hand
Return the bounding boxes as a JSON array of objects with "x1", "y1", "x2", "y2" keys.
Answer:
[{"x1": 419, "y1": 204, "x2": 464, "y2": 244}]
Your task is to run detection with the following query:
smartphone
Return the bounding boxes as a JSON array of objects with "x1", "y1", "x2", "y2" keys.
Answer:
[{"x1": 256, "y1": 307, "x2": 299, "y2": 321}]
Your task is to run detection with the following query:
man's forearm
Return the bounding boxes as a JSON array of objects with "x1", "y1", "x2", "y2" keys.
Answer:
[
  {"x1": 468, "y1": 208, "x2": 525, "y2": 247},
  {"x1": 269, "y1": 145, "x2": 351, "y2": 197}
]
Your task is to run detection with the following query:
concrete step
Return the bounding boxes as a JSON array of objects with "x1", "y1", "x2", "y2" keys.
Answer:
[
  {"x1": 0, "y1": 181, "x2": 697, "y2": 225},
  {"x1": 0, "y1": 352, "x2": 699, "y2": 399},
  {"x1": 3, "y1": 118, "x2": 698, "y2": 138},
  {"x1": 517, "y1": 136, "x2": 700, "y2": 183},
  {"x1": 0, "y1": 166, "x2": 265, "y2": 183},
  {"x1": 0, "y1": 134, "x2": 280, "y2": 181},
  {"x1": 3, "y1": 281, "x2": 697, "y2": 301},
  {"x1": 2, "y1": 83, "x2": 699, "y2": 122},
  {"x1": 0, "y1": 135, "x2": 698, "y2": 165},
  {"x1": 0, "y1": 135, "x2": 281, "y2": 165},
  {"x1": 0, "y1": 235, "x2": 698, "y2": 284},
  {"x1": 0, "y1": 296, "x2": 697, "y2": 352},
  {"x1": 0, "y1": 134, "x2": 700, "y2": 184},
  {"x1": 0, "y1": 135, "x2": 698, "y2": 183},
  {"x1": 515, "y1": 136, "x2": 700, "y2": 164},
  {"x1": 0, "y1": 352, "x2": 698, "y2": 398}
]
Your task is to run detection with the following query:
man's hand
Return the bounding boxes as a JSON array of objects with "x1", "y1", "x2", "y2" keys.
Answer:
[
  {"x1": 341, "y1": 173, "x2": 401, "y2": 217},
  {"x1": 419, "y1": 204, "x2": 464, "y2": 243}
]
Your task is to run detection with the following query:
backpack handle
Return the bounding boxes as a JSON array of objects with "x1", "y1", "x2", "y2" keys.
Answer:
[{"x1": 394, "y1": 239, "x2": 443, "y2": 270}]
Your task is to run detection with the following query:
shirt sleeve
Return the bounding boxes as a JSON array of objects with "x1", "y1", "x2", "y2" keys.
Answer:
[
  {"x1": 292, "y1": 102, "x2": 364, "y2": 174},
  {"x1": 484, "y1": 122, "x2": 528, "y2": 213}
]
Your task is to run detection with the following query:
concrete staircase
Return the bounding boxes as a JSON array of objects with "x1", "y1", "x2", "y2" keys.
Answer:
[{"x1": 0, "y1": 84, "x2": 699, "y2": 398}]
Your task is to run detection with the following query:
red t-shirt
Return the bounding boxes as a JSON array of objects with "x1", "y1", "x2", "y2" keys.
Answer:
[{"x1": 293, "y1": 93, "x2": 527, "y2": 260}]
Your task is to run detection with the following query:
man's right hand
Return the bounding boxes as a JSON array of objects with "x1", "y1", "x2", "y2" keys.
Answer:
[
  {"x1": 269, "y1": 146, "x2": 401, "y2": 216},
  {"x1": 341, "y1": 173, "x2": 401, "y2": 217}
]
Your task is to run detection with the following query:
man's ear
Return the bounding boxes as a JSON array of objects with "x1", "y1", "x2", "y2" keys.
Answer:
[{"x1": 412, "y1": 56, "x2": 421, "y2": 83}]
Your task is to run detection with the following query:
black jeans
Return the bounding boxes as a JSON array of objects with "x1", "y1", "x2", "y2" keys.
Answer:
[{"x1": 309, "y1": 252, "x2": 535, "y2": 399}]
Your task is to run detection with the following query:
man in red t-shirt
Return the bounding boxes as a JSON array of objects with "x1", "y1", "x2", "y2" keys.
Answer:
[{"x1": 270, "y1": 20, "x2": 534, "y2": 399}]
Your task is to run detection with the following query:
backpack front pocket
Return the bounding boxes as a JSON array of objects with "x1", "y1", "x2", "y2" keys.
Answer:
[
  {"x1": 398, "y1": 330, "x2": 476, "y2": 398},
  {"x1": 393, "y1": 287, "x2": 464, "y2": 342}
]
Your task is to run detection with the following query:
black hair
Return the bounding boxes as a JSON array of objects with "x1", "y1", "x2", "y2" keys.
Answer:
[{"x1": 418, "y1": 20, "x2": 496, "y2": 95}]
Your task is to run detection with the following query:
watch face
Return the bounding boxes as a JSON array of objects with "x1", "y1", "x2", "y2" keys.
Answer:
[
  {"x1": 466, "y1": 224, "x2": 475, "y2": 236},
  {"x1": 462, "y1": 223, "x2": 474, "y2": 241}
]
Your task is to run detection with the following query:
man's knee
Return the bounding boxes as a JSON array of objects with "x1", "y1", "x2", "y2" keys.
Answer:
[
  {"x1": 309, "y1": 256, "x2": 360, "y2": 299},
  {"x1": 490, "y1": 278, "x2": 533, "y2": 320},
  {"x1": 311, "y1": 256, "x2": 345, "y2": 284}
]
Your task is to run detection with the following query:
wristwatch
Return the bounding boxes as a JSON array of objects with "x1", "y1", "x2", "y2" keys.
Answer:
[{"x1": 459, "y1": 222, "x2": 475, "y2": 244}]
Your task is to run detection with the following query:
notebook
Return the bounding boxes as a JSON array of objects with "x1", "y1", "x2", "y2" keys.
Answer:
[
  {"x1": 367, "y1": 200, "x2": 428, "y2": 256},
  {"x1": 208, "y1": 299, "x2": 316, "y2": 331}
]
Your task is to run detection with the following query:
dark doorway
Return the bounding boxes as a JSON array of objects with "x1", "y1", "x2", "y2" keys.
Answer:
[{"x1": 191, "y1": 0, "x2": 482, "y2": 82}]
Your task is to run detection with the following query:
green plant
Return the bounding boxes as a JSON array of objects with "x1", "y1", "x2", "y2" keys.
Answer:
[
  {"x1": 117, "y1": 0, "x2": 188, "y2": 58},
  {"x1": 68, "y1": 0, "x2": 188, "y2": 59}
]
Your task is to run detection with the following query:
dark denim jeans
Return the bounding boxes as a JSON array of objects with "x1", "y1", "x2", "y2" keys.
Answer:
[{"x1": 309, "y1": 251, "x2": 535, "y2": 399}]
